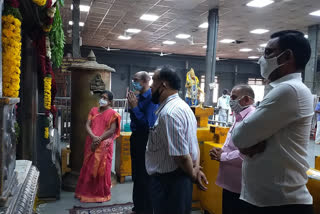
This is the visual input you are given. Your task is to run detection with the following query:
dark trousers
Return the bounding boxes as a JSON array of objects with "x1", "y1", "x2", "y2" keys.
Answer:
[
  {"x1": 241, "y1": 200, "x2": 314, "y2": 214},
  {"x1": 130, "y1": 132, "x2": 152, "y2": 214},
  {"x1": 150, "y1": 169, "x2": 193, "y2": 214},
  {"x1": 222, "y1": 189, "x2": 246, "y2": 214}
]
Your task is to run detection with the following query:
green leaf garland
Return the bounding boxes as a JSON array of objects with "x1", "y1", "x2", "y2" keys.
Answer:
[{"x1": 49, "y1": 4, "x2": 64, "y2": 68}]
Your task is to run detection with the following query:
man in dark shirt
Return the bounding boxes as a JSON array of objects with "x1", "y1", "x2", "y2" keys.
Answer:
[{"x1": 127, "y1": 71, "x2": 158, "y2": 214}]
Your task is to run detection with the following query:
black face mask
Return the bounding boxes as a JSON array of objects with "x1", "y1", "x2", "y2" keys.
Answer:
[{"x1": 151, "y1": 85, "x2": 163, "y2": 104}]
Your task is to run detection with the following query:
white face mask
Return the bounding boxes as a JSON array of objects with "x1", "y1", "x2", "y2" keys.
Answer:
[
  {"x1": 99, "y1": 99, "x2": 108, "y2": 107},
  {"x1": 258, "y1": 51, "x2": 286, "y2": 79},
  {"x1": 229, "y1": 96, "x2": 250, "y2": 114}
]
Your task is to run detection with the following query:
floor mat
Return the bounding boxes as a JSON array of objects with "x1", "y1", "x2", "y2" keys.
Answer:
[{"x1": 69, "y1": 202, "x2": 133, "y2": 214}]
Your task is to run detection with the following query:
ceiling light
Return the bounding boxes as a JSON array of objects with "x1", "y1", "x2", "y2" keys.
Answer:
[
  {"x1": 176, "y1": 34, "x2": 191, "y2": 39},
  {"x1": 118, "y1": 35, "x2": 131, "y2": 40},
  {"x1": 250, "y1": 29, "x2": 269, "y2": 34},
  {"x1": 140, "y1": 14, "x2": 159, "y2": 21},
  {"x1": 260, "y1": 43, "x2": 267, "y2": 47},
  {"x1": 304, "y1": 35, "x2": 309, "y2": 39},
  {"x1": 246, "y1": 0, "x2": 274, "y2": 8},
  {"x1": 199, "y1": 22, "x2": 208, "y2": 28},
  {"x1": 310, "y1": 10, "x2": 320, "y2": 16},
  {"x1": 126, "y1": 28, "x2": 141, "y2": 34},
  {"x1": 248, "y1": 56, "x2": 259, "y2": 59},
  {"x1": 220, "y1": 39, "x2": 235, "y2": 44},
  {"x1": 163, "y1": 40, "x2": 176, "y2": 45},
  {"x1": 69, "y1": 21, "x2": 85, "y2": 27},
  {"x1": 239, "y1": 48, "x2": 252, "y2": 52},
  {"x1": 71, "y1": 4, "x2": 90, "y2": 12},
  {"x1": 203, "y1": 45, "x2": 207, "y2": 48}
]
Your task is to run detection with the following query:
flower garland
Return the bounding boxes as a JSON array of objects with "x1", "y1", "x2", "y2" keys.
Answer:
[
  {"x1": 44, "y1": 75, "x2": 52, "y2": 110},
  {"x1": 44, "y1": 127, "x2": 49, "y2": 139},
  {"x1": 32, "y1": 0, "x2": 63, "y2": 138},
  {"x1": 32, "y1": 0, "x2": 47, "y2": 7},
  {"x1": 42, "y1": 5, "x2": 55, "y2": 32},
  {"x1": 45, "y1": 36, "x2": 51, "y2": 59},
  {"x1": 2, "y1": 13, "x2": 21, "y2": 97},
  {"x1": 44, "y1": 116, "x2": 50, "y2": 139}
]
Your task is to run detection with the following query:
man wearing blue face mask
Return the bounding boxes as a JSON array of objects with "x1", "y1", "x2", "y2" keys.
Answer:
[
  {"x1": 232, "y1": 30, "x2": 314, "y2": 214},
  {"x1": 127, "y1": 71, "x2": 158, "y2": 214}
]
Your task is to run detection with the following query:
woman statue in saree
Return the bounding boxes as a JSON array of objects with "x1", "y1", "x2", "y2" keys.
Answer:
[{"x1": 75, "y1": 90, "x2": 121, "y2": 203}]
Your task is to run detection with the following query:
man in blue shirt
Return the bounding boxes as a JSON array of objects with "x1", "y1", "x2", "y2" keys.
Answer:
[
  {"x1": 127, "y1": 71, "x2": 158, "y2": 214},
  {"x1": 315, "y1": 98, "x2": 320, "y2": 144}
]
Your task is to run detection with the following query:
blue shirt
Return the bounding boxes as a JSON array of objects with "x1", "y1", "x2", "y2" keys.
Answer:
[
  {"x1": 316, "y1": 102, "x2": 320, "y2": 121},
  {"x1": 130, "y1": 89, "x2": 158, "y2": 133}
]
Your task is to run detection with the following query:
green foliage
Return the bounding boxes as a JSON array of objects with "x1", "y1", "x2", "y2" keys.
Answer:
[
  {"x1": 3, "y1": 4, "x2": 22, "y2": 21},
  {"x1": 49, "y1": 5, "x2": 65, "y2": 68},
  {"x1": 57, "y1": 0, "x2": 64, "y2": 6}
]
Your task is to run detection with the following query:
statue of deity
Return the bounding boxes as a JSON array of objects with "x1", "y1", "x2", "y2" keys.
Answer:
[{"x1": 185, "y1": 68, "x2": 203, "y2": 106}]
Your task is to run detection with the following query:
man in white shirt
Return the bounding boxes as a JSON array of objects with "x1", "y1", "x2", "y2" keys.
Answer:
[
  {"x1": 232, "y1": 30, "x2": 314, "y2": 214},
  {"x1": 146, "y1": 66, "x2": 208, "y2": 214},
  {"x1": 217, "y1": 89, "x2": 230, "y2": 126}
]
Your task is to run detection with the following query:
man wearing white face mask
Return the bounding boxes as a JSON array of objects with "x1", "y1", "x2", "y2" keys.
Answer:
[
  {"x1": 210, "y1": 84, "x2": 255, "y2": 214},
  {"x1": 232, "y1": 30, "x2": 314, "y2": 214},
  {"x1": 217, "y1": 89, "x2": 230, "y2": 126}
]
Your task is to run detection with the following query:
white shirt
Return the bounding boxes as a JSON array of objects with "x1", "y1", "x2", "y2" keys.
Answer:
[
  {"x1": 145, "y1": 93, "x2": 198, "y2": 175},
  {"x1": 217, "y1": 95, "x2": 230, "y2": 110},
  {"x1": 232, "y1": 73, "x2": 313, "y2": 207}
]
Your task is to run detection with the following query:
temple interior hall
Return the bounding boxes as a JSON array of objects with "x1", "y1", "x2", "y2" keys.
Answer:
[{"x1": 0, "y1": 0, "x2": 320, "y2": 214}]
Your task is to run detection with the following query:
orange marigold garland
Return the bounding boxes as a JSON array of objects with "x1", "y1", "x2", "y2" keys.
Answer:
[
  {"x1": 32, "y1": 0, "x2": 47, "y2": 7},
  {"x1": 44, "y1": 127, "x2": 49, "y2": 139},
  {"x1": 2, "y1": 14, "x2": 21, "y2": 97},
  {"x1": 44, "y1": 75, "x2": 52, "y2": 110}
]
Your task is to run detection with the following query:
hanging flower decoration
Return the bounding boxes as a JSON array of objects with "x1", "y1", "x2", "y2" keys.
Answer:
[
  {"x1": 44, "y1": 117, "x2": 50, "y2": 139},
  {"x1": 44, "y1": 75, "x2": 52, "y2": 110},
  {"x1": 3, "y1": 0, "x2": 22, "y2": 21},
  {"x1": 45, "y1": 36, "x2": 51, "y2": 59},
  {"x1": 32, "y1": 0, "x2": 47, "y2": 7},
  {"x1": 42, "y1": 3, "x2": 56, "y2": 33},
  {"x1": 44, "y1": 127, "x2": 49, "y2": 139},
  {"x1": 42, "y1": 24, "x2": 52, "y2": 33},
  {"x1": 2, "y1": 0, "x2": 22, "y2": 98},
  {"x1": 32, "y1": 0, "x2": 63, "y2": 136}
]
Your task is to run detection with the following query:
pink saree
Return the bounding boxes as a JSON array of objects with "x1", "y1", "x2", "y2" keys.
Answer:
[{"x1": 75, "y1": 107, "x2": 121, "y2": 203}]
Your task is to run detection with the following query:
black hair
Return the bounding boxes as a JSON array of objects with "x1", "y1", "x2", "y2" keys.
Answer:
[
  {"x1": 222, "y1": 89, "x2": 229, "y2": 95},
  {"x1": 158, "y1": 66, "x2": 181, "y2": 90},
  {"x1": 233, "y1": 84, "x2": 255, "y2": 99},
  {"x1": 270, "y1": 30, "x2": 311, "y2": 70},
  {"x1": 101, "y1": 90, "x2": 114, "y2": 101}
]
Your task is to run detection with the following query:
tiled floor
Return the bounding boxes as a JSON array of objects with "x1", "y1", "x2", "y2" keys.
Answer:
[{"x1": 36, "y1": 140, "x2": 320, "y2": 214}]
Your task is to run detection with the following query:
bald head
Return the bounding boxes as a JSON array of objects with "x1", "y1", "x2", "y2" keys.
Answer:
[
  {"x1": 132, "y1": 71, "x2": 151, "y2": 93},
  {"x1": 232, "y1": 84, "x2": 255, "y2": 99},
  {"x1": 134, "y1": 71, "x2": 150, "y2": 82}
]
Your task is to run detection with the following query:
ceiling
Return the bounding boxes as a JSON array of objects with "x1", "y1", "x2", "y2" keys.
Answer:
[{"x1": 61, "y1": 0, "x2": 320, "y2": 59}]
